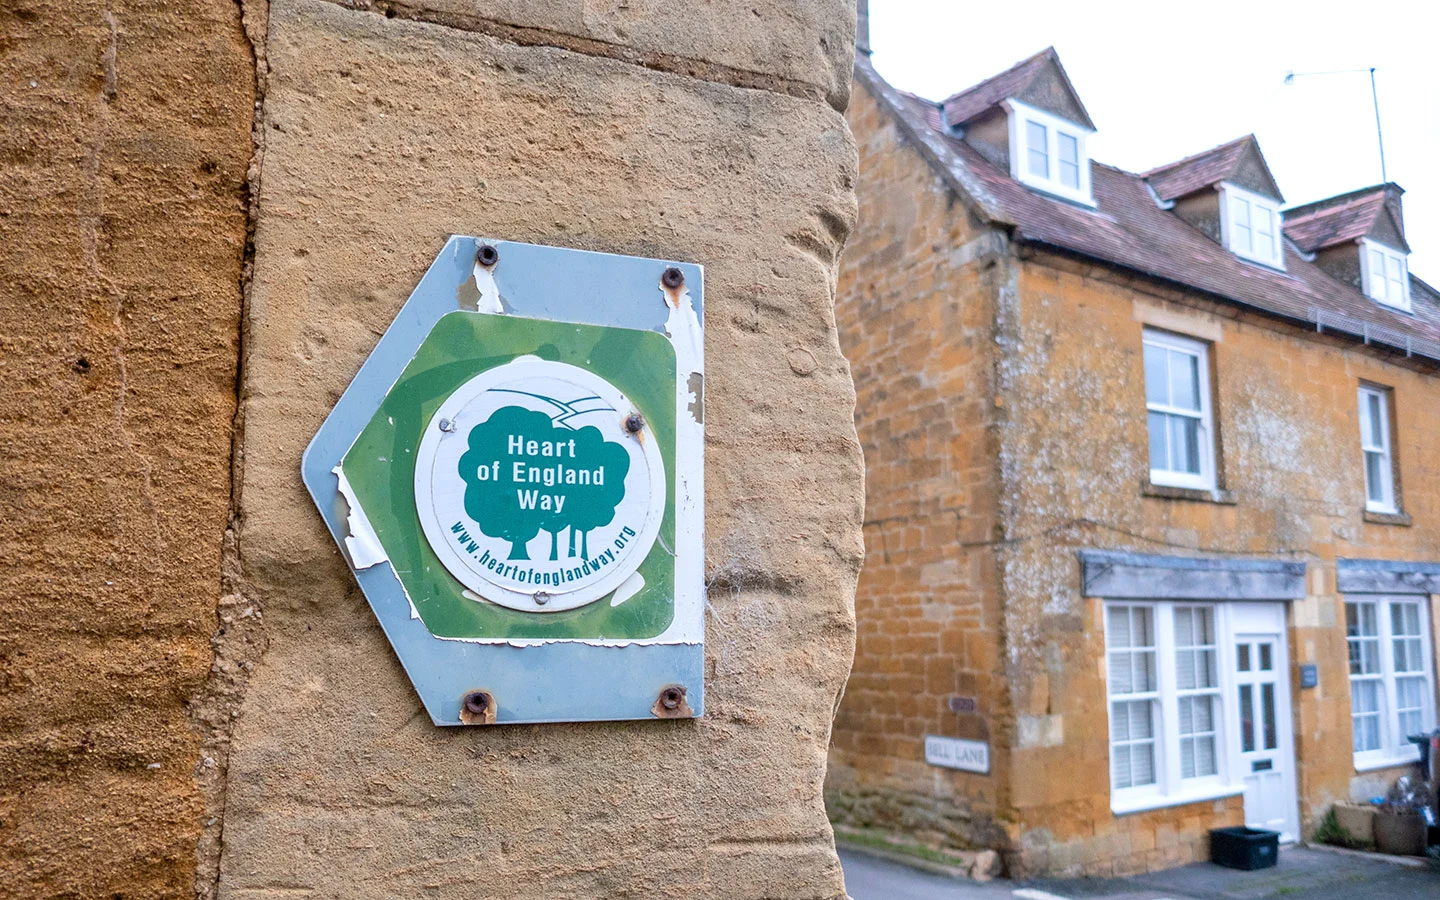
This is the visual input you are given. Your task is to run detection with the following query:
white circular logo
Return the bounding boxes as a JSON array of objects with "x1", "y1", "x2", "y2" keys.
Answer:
[{"x1": 414, "y1": 357, "x2": 666, "y2": 612}]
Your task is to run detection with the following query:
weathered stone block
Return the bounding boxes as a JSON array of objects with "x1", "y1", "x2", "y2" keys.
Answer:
[{"x1": 333, "y1": 0, "x2": 857, "y2": 111}]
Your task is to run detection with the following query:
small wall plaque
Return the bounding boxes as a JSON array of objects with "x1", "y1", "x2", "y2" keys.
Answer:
[
  {"x1": 1300, "y1": 664, "x2": 1318, "y2": 688},
  {"x1": 948, "y1": 695, "x2": 978, "y2": 713}
]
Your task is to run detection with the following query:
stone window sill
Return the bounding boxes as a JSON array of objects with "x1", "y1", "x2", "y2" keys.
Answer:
[
  {"x1": 1363, "y1": 510, "x2": 1412, "y2": 527},
  {"x1": 1142, "y1": 482, "x2": 1238, "y2": 505}
]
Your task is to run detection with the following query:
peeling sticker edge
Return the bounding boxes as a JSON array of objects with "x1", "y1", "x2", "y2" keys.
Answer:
[
  {"x1": 610, "y1": 571, "x2": 645, "y2": 607},
  {"x1": 428, "y1": 633, "x2": 704, "y2": 648},
  {"x1": 333, "y1": 465, "x2": 388, "y2": 570},
  {"x1": 473, "y1": 261, "x2": 505, "y2": 314}
]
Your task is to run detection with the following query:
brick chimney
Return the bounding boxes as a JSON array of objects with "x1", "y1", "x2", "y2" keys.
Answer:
[{"x1": 1382, "y1": 183, "x2": 1406, "y2": 239}]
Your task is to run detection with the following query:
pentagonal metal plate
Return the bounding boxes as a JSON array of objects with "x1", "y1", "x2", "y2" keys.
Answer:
[{"x1": 302, "y1": 236, "x2": 703, "y2": 724}]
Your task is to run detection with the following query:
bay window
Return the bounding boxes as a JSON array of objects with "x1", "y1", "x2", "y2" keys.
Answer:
[
  {"x1": 1106, "y1": 603, "x2": 1232, "y2": 812},
  {"x1": 1346, "y1": 597, "x2": 1436, "y2": 768}
]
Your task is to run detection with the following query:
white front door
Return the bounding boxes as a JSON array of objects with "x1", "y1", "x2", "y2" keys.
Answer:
[{"x1": 1229, "y1": 603, "x2": 1300, "y2": 842}]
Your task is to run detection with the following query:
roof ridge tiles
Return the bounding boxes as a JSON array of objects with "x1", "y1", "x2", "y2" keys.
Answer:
[
  {"x1": 1140, "y1": 134, "x2": 1255, "y2": 178},
  {"x1": 937, "y1": 46, "x2": 1058, "y2": 107}
]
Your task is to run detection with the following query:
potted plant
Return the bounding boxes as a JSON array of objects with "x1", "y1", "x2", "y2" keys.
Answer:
[{"x1": 1374, "y1": 777, "x2": 1430, "y2": 856}]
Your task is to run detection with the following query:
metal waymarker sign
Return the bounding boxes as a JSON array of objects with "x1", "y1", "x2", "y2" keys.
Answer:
[{"x1": 302, "y1": 237, "x2": 704, "y2": 725}]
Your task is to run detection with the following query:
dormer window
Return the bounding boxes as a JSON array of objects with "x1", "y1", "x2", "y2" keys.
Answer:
[
  {"x1": 1360, "y1": 239, "x2": 1411, "y2": 311},
  {"x1": 1005, "y1": 99, "x2": 1093, "y2": 206},
  {"x1": 1220, "y1": 183, "x2": 1283, "y2": 269}
]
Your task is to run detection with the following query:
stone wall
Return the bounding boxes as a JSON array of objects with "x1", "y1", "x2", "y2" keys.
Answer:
[
  {"x1": 217, "y1": 1, "x2": 864, "y2": 898},
  {"x1": 0, "y1": 0, "x2": 254, "y2": 896},
  {"x1": 1, "y1": 1, "x2": 865, "y2": 897},
  {"x1": 827, "y1": 82, "x2": 1011, "y2": 856}
]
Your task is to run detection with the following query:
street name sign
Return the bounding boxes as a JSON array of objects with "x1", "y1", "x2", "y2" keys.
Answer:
[
  {"x1": 924, "y1": 735, "x2": 990, "y2": 774},
  {"x1": 303, "y1": 237, "x2": 704, "y2": 725}
]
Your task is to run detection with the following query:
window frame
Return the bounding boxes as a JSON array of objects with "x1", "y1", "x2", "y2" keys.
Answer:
[
  {"x1": 1218, "y1": 183, "x2": 1285, "y2": 269},
  {"x1": 1004, "y1": 99, "x2": 1095, "y2": 207},
  {"x1": 1142, "y1": 329, "x2": 1217, "y2": 492},
  {"x1": 1105, "y1": 602, "x2": 1239, "y2": 814},
  {"x1": 1345, "y1": 597, "x2": 1437, "y2": 770},
  {"x1": 1357, "y1": 384, "x2": 1397, "y2": 514},
  {"x1": 1359, "y1": 238, "x2": 1412, "y2": 312}
]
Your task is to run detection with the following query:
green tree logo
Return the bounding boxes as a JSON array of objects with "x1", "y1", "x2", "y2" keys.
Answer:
[{"x1": 458, "y1": 405, "x2": 630, "y2": 560}]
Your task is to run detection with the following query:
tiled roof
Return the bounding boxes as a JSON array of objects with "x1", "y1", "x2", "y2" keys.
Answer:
[
  {"x1": 856, "y1": 57, "x2": 1440, "y2": 362},
  {"x1": 1142, "y1": 136, "x2": 1256, "y2": 202},
  {"x1": 1283, "y1": 185, "x2": 1401, "y2": 253},
  {"x1": 939, "y1": 47, "x2": 1095, "y2": 131}
]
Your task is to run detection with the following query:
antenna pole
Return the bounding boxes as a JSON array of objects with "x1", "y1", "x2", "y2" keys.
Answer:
[
  {"x1": 1284, "y1": 67, "x2": 1388, "y2": 184},
  {"x1": 1369, "y1": 67, "x2": 1387, "y2": 183}
]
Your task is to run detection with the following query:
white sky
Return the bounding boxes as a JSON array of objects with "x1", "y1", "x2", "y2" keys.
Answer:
[{"x1": 867, "y1": 0, "x2": 1440, "y2": 283}]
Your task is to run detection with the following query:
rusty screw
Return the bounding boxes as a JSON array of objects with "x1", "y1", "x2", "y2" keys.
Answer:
[
  {"x1": 624, "y1": 412, "x2": 645, "y2": 435},
  {"x1": 661, "y1": 266, "x2": 684, "y2": 289},
  {"x1": 462, "y1": 691, "x2": 491, "y2": 716},
  {"x1": 659, "y1": 686, "x2": 685, "y2": 711},
  {"x1": 476, "y1": 243, "x2": 500, "y2": 267}
]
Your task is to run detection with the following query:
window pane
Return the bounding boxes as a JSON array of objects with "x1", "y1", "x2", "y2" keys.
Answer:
[
  {"x1": 1107, "y1": 606, "x2": 1131, "y2": 645},
  {"x1": 1367, "y1": 393, "x2": 1384, "y2": 447},
  {"x1": 1175, "y1": 608, "x2": 1194, "y2": 645},
  {"x1": 1193, "y1": 735, "x2": 1217, "y2": 777},
  {"x1": 1240, "y1": 685, "x2": 1255, "y2": 752},
  {"x1": 1131, "y1": 741, "x2": 1155, "y2": 785},
  {"x1": 1111, "y1": 701, "x2": 1130, "y2": 741},
  {"x1": 1232, "y1": 197, "x2": 1252, "y2": 251},
  {"x1": 1393, "y1": 602, "x2": 1420, "y2": 637},
  {"x1": 1369, "y1": 249, "x2": 1387, "y2": 299},
  {"x1": 1148, "y1": 411, "x2": 1168, "y2": 470},
  {"x1": 1169, "y1": 349, "x2": 1200, "y2": 410},
  {"x1": 1169, "y1": 414, "x2": 1200, "y2": 474},
  {"x1": 1110, "y1": 652, "x2": 1133, "y2": 693},
  {"x1": 1354, "y1": 713, "x2": 1381, "y2": 753},
  {"x1": 1133, "y1": 651, "x2": 1156, "y2": 693},
  {"x1": 1058, "y1": 133, "x2": 1079, "y2": 188},
  {"x1": 1352, "y1": 682, "x2": 1381, "y2": 752},
  {"x1": 1133, "y1": 606, "x2": 1153, "y2": 646},
  {"x1": 1261, "y1": 683, "x2": 1277, "y2": 750},
  {"x1": 1238, "y1": 644, "x2": 1250, "y2": 671},
  {"x1": 1177, "y1": 650, "x2": 1196, "y2": 690},
  {"x1": 1365, "y1": 452, "x2": 1385, "y2": 503},
  {"x1": 1397, "y1": 677, "x2": 1425, "y2": 738},
  {"x1": 1113, "y1": 743, "x2": 1132, "y2": 788},
  {"x1": 1144, "y1": 344, "x2": 1167, "y2": 404},
  {"x1": 1129, "y1": 699, "x2": 1154, "y2": 739},
  {"x1": 1255, "y1": 207, "x2": 1275, "y2": 259},
  {"x1": 1259, "y1": 643, "x2": 1272, "y2": 671},
  {"x1": 1027, "y1": 121, "x2": 1048, "y2": 177}
]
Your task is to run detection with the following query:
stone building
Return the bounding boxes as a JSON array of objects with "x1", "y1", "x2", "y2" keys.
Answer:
[{"x1": 827, "y1": 43, "x2": 1440, "y2": 877}]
